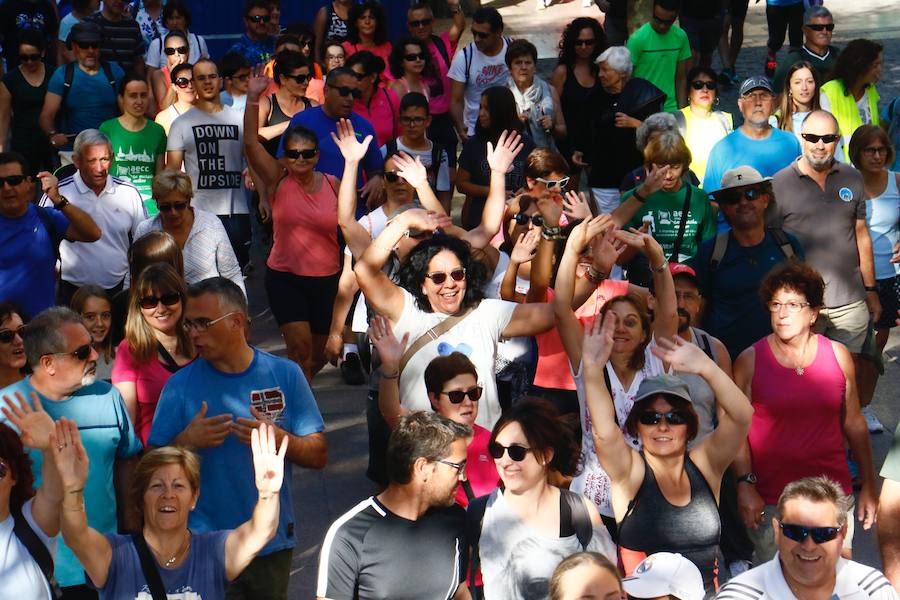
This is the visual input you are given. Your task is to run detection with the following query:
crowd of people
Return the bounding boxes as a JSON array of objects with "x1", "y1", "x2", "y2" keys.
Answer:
[{"x1": 1, "y1": 0, "x2": 900, "y2": 598}]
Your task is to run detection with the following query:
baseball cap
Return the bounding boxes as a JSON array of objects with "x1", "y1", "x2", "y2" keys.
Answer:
[
  {"x1": 716, "y1": 166, "x2": 771, "y2": 194},
  {"x1": 633, "y1": 375, "x2": 693, "y2": 405},
  {"x1": 69, "y1": 22, "x2": 103, "y2": 46},
  {"x1": 739, "y1": 75, "x2": 774, "y2": 96},
  {"x1": 669, "y1": 263, "x2": 697, "y2": 283},
  {"x1": 622, "y1": 553, "x2": 704, "y2": 600}
]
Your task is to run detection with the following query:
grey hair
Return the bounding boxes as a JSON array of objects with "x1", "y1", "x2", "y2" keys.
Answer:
[
  {"x1": 803, "y1": 5, "x2": 832, "y2": 23},
  {"x1": 152, "y1": 170, "x2": 194, "y2": 201},
  {"x1": 595, "y1": 46, "x2": 632, "y2": 76},
  {"x1": 775, "y1": 476, "x2": 853, "y2": 528},
  {"x1": 73, "y1": 129, "x2": 112, "y2": 159},
  {"x1": 636, "y1": 112, "x2": 678, "y2": 151},
  {"x1": 23, "y1": 307, "x2": 85, "y2": 368},
  {"x1": 187, "y1": 277, "x2": 249, "y2": 316},
  {"x1": 386, "y1": 411, "x2": 472, "y2": 484}
]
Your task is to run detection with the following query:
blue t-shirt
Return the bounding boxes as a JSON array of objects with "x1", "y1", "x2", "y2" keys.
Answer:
[
  {"x1": 0, "y1": 205, "x2": 68, "y2": 317},
  {"x1": 90, "y1": 530, "x2": 229, "y2": 599},
  {"x1": 0, "y1": 377, "x2": 142, "y2": 587},
  {"x1": 702, "y1": 128, "x2": 801, "y2": 192},
  {"x1": 227, "y1": 34, "x2": 274, "y2": 67},
  {"x1": 47, "y1": 62, "x2": 124, "y2": 148},
  {"x1": 148, "y1": 349, "x2": 325, "y2": 556}
]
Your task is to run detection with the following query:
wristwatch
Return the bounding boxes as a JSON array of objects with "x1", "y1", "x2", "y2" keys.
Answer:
[
  {"x1": 865, "y1": 285, "x2": 878, "y2": 293},
  {"x1": 53, "y1": 196, "x2": 70, "y2": 210},
  {"x1": 736, "y1": 472, "x2": 758, "y2": 485}
]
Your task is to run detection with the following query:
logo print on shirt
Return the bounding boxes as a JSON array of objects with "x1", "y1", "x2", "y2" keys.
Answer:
[
  {"x1": 437, "y1": 342, "x2": 473, "y2": 357},
  {"x1": 838, "y1": 187, "x2": 853, "y2": 202},
  {"x1": 250, "y1": 387, "x2": 286, "y2": 423}
]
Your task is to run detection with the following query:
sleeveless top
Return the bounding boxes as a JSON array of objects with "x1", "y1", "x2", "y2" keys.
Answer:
[
  {"x1": 618, "y1": 454, "x2": 720, "y2": 593},
  {"x1": 3, "y1": 66, "x2": 50, "y2": 151},
  {"x1": 560, "y1": 63, "x2": 595, "y2": 142},
  {"x1": 396, "y1": 76, "x2": 430, "y2": 103},
  {"x1": 749, "y1": 335, "x2": 852, "y2": 504},
  {"x1": 326, "y1": 2, "x2": 349, "y2": 41},
  {"x1": 263, "y1": 93, "x2": 310, "y2": 158},
  {"x1": 865, "y1": 172, "x2": 900, "y2": 280}
]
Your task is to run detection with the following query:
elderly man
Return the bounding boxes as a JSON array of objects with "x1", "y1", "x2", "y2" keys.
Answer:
[
  {"x1": 148, "y1": 277, "x2": 327, "y2": 600},
  {"x1": 703, "y1": 76, "x2": 801, "y2": 196},
  {"x1": 38, "y1": 129, "x2": 145, "y2": 307},
  {"x1": 772, "y1": 5, "x2": 839, "y2": 93},
  {"x1": 0, "y1": 307, "x2": 142, "y2": 598},
  {"x1": 719, "y1": 476, "x2": 896, "y2": 600},
  {"x1": 317, "y1": 411, "x2": 470, "y2": 600},
  {"x1": 769, "y1": 110, "x2": 883, "y2": 432}
]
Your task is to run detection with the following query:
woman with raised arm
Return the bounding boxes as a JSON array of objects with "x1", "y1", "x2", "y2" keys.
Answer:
[
  {"x1": 150, "y1": 30, "x2": 191, "y2": 111},
  {"x1": 54, "y1": 420, "x2": 286, "y2": 599}
]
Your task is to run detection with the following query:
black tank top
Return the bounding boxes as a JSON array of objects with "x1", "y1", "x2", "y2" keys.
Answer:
[
  {"x1": 617, "y1": 453, "x2": 720, "y2": 592},
  {"x1": 263, "y1": 94, "x2": 310, "y2": 157},
  {"x1": 560, "y1": 63, "x2": 595, "y2": 131}
]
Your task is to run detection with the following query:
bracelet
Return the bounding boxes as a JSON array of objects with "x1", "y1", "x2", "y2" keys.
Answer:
[
  {"x1": 632, "y1": 188, "x2": 647, "y2": 203},
  {"x1": 54, "y1": 196, "x2": 70, "y2": 210},
  {"x1": 865, "y1": 285, "x2": 878, "y2": 293},
  {"x1": 587, "y1": 266, "x2": 608, "y2": 284},
  {"x1": 541, "y1": 225, "x2": 562, "y2": 241},
  {"x1": 651, "y1": 262, "x2": 668, "y2": 274},
  {"x1": 381, "y1": 370, "x2": 400, "y2": 379},
  {"x1": 258, "y1": 493, "x2": 277, "y2": 501},
  {"x1": 328, "y1": 333, "x2": 343, "y2": 339}
]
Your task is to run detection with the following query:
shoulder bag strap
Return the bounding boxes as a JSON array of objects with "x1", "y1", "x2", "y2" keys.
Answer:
[
  {"x1": 766, "y1": 226, "x2": 795, "y2": 260},
  {"x1": 130, "y1": 533, "x2": 168, "y2": 600},
  {"x1": 156, "y1": 342, "x2": 182, "y2": 373},
  {"x1": 430, "y1": 34, "x2": 451, "y2": 69},
  {"x1": 561, "y1": 489, "x2": 594, "y2": 550},
  {"x1": 13, "y1": 506, "x2": 62, "y2": 599},
  {"x1": 465, "y1": 493, "x2": 490, "y2": 591},
  {"x1": 398, "y1": 303, "x2": 479, "y2": 374},
  {"x1": 669, "y1": 184, "x2": 693, "y2": 263},
  {"x1": 708, "y1": 231, "x2": 729, "y2": 271}
]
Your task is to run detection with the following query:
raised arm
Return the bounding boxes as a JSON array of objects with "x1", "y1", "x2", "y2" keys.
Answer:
[
  {"x1": 243, "y1": 74, "x2": 285, "y2": 193},
  {"x1": 611, "y1": 164, "x2": 668, "y2": 228},
  {"x1": 465, "y1": 130, "x2": 524, "y2": 249},
  {"x1": 501, "y1": 229, "x2": 540, "y2": 302},
  {"x1": 225, "y1": 423, "x2": 287, "y2": 581},
  {"x1": 525, "y1": 193, "x2": 562, "y2": 304},
  {"x1": 614, "y1": 229, "x2": 677, "y2": 339},
  {"x1": 37, "y1": 172, "x2": 101, "y2": 242},
  {"x1": 332, "y1": 118, "x2": 375, "y2": 258},
  {"x1": 447, "y1": 1, "x2": 466, "y2": 46},
  {"x1": 369, "y1": 315, "x2": 410, "y2": 429}
]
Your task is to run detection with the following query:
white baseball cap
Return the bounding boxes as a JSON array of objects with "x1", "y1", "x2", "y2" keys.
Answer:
[{"x1": 621, "y1": 553, "x2": 704, "y2": 600}]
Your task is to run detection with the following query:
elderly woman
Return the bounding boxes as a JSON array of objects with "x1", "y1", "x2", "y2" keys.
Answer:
[
  {"x1": 506, "y1": 39, "x2": 566, "y2": 151},
  {"x1": 732, "y1": 262, "x2": 877, "y2": 562},
  {"x1": 573, "y1": 46, "x2": 665, "y2": 215},
  {"x1": 150, "y1": 30, "x2": 192, "y2": 111},
  {"x1": 154, "y1": 63, "x2": 196, "y2": 136},
  {"x1": 134, "y1": 171, "x2": 244, "y2": 295},
  {"x1": 0, "y1": 303, "x2": 27, "y2": 389},
  {"x1": 54, "y1": 419, "x2": 285, "y2": 598},
  {"x1": 676, "y1": 66, "x2": 733, "y2": 185}
]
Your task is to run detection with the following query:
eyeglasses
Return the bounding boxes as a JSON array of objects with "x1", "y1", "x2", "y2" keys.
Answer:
[
  {"x1": 436, "y1": 458, "x2": 467, "y2": 477},
  {"x1": 284, "y1": 148, "x2": 318, "y2": 160},
  {"x1": 801, "y1": 133, "x2": 840, "y2": 144},
  {"x1": 157, "y1": 201, "x2": 189, "y2": 213},
  {"x1": 719, "y1": 187, "x2": 765, "y2": 205},
  {"x1": 45, "y1": 342, "x2": 93, "y2": 362},
  {"x1": 514, "y1": 212, "x2": 544, "y2": 227},
  {"x1": 471, "y1": 29, "x2": 491, "y2": 40},
  {"x1": 328, "y1": 84, "x2": 362, "y2": 98},
  {"x1": 535, "y1": 176, "x2": 570, "y2": 190},
  {"x1": 652, "y1": 14, "x2": 676, "y2": 25},
  {"x1": 863, "y1": 146, "x2": 888, "y2": 156},
  {"x1": 0, "y1": 175, "x2": 27, "y2": 187},
  {"x1": 690, "y1": 80, "x2": 717, "y2": 91},
  {"x1": 441, "y1": 386, "x2": 483, "y2": 404},
  {"x1": 0, "y1": 325, "x2": 25, "y2": 344},
  {"x1": 76, "y1": 42, "x2": 100, "y2": 50},
  {"x1": 575, "y1": 38, "x2": 597, "y2": 47},
  {"x1": 19, "y1": 53, "x2": 41, "y2": 62},
  {"x1": 182, "y1": 311, "x2": 238, "y2": 332},
  {"x1": 638, "y1": 411, "x2": 690, "y2": 426},
  {"x1": 408, "y1": 17, "x2": 433, "y2": 28},
  {"x1": 741, "y1": 91, "x2": 774, "y2": 102},
  {"x1": 299, "y1": 39, "x2": 313, "y2": 49},
  {"x1": 195, "y1": 74, "x2": 219, "y2": 83},
  {"x1": 425, "y1": 268, "x2": 466, "y2": 285},
  {"x1": 384, "y1": 171, "x2": 402, "y2": 183},
  {"x1": 400, "y1": 116, "x2": 427, "y2": 126},
  {"x1": 247, "y1": 14, "x2": 270, "y2": 23},
  {"x1": 404, "y1": 52, "x2": 426, "y2": 62},
  {"x1": 488, "y1": 442, "x2": 532, "y2": 461},
  {"x1": 767, "y1": 301, "x2": 810, "y2": 314},
  {"x1": 805, "y1": 23, "x2": 835, "y2": 31},
  {"x1": 139, "y1": 292, "x2": 182, "y2": 310},
  {"x1": 174, "y1": 77, "x2": 194, "y2": 88},
  {"x1": 164, "y1": 45, "x2": 189, "y2": 56},
  {"x1": 284, "y1": 72, "x2": 311, "y2": 84},
  {"x1": 779, "y1": 522, "x2": 841, "y2": 544}
]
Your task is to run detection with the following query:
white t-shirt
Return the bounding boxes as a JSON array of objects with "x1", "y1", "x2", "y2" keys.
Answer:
[
  {"x1": 393, "y1": 289, "x2": 516, "y2": 429},
  {"x1": 0, "y1": 498, "x2": 57, "y2": 600},
  {"x1": 380, "y1": 139, "x2": 451, "y2": 192},
  {"x1": 144, "y1": 32, "x2": 210, "y2": 69},
  {"x1": 448, "y1": 40, "x2": 511, "y2": 136},
  {"x1": 167, "y1": 106, "x2": 247, "y2": 216},
  {"x1": 718, "y1": 554, "x2": 898, "y2": 600},
  {"x1": 348, "y1": 207, "x2": 391, "y2": 334}
]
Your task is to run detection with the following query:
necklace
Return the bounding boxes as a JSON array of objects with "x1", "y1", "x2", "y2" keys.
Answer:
[
  {"x1": 151, "y1": 529, "x2": 192, "y2": 568},
  {"x1": 775, "y1": 335, "x2": 812, "y2": 376}
]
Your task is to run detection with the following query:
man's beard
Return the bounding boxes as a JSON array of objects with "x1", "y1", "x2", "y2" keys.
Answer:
[
  {"x1": 677, "y1": 309, "x2": 692, "y2": 333},
  {"x1": 80, "y1": 361, "x2": 98, "y2": 387}
]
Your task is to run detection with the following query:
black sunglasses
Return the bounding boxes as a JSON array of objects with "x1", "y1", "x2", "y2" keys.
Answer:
[
  {"x1": 408, "y1": 17, "x2": 433, "y2": 28},
  {"x1": 139, "y1": 292, "x2": 182, "y2": 310},
  {"x1": 779, "y1": 522, "x2": 841, "y2": 544},
  {"x1": 514, "y1": 212, "x2": 544, "y2": 227},
  {"x1": 19, "y1": 53, "x2": 41, "y2": 62},
  {"x1": 441, "y1": 386, "x2": 483, "y2": 404},
  {"x1": 157, "y1": 201, "x2": 189, "y2": 213},
  {"x1": 0, "y1": 175, "x2": 27, "y2": 187},
  {"x1": 284, "y1": 148, "x2": 318, "y2": 160},
  {"x1": 76, "y1": 42, "x2": 100, "y2": 49},
  {"x1": 384, "y1": 171, "x2": 402, "y2": 183},
  {"x1": 329, "y1": 84, "x2": 362, "y2": 98},
  {"x1": 247, "y1": 14, "x2": 270, "y2": 23},
  {"x1": 0, "y1": 325, "x2": 26, "y2": 344},
  {"x1": 690, "y1": 80, "x2": 717, "y2": 91},
  {"x1": 638, "y1": 410, "x2": 690, "y2": 426},
  {"x1": 284, "y1": 72, "x2": 311, "y2": 84},
  {"x1": 488, "y1": 442, "x2": 532, "y2": 462},
  {"x1": 652, "y1": 14, "x2": 676, "y2": 25},
  {"x1": 575, "y1": 39, "x2": 597, "y2": 47},
  {"x1": 719, "y1": 187, "x2": 765, "y2": 205},
  {"x1": 164, "y1": 45, "x2": 188, "y2": 55},
  {"x1": 801, "y1": 133, "x2": 840, "y2": 144},
  {"x1": 404, "y1": 52, "x2": 426, "y2": 61},
  {"x1": 425, "y1": 268, "x2": 466, "y2": 285},
  {"x1": 805, "y1": 23, "x2": 834, "y2": 31},
  {"x1": 471, "y1": 29, "x2": 491, "y2": 39},
  {"x1": 46, "y1": 342, "x2": 93, "y2": 362},
  {"x1": 174, "y1": 77, "x2": 193, "y2": 88}
]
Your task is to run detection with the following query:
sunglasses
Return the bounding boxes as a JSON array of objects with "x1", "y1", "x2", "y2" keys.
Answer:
[
  {"x1": 157, "y1": 201, "x2": 189, "y2": 212},
  {"x1": 575, "y1": 38, "x2": 597, "y2": 47},
  {"x1": 46, "y1": 342, "x2": 93, "y2": 362},
  {"x1": 801, "y1": 133, "x2": 840, "y2": 144},
  {"x1": 284, "y1": 148, "x2": 318, "y2": 160},
  {"x1": 0, "y1": 174, "x2": 27, "y2": 187},
  {"x1": 247, "y1": 14, "x2": 270, "y2": 23},
  {"x1": 164, "y1": 45, "x2": 188, "y2": 56},
  {"x1": 76, "y1": 42, "x2": 100, "y2": 49},
  {"x1": 384, "y1": 171, "x2": 402, "y2": 183},
  {"x1": 719, "y1": 187, "x2": 765, "y2": 205},
  {"x1": 471, "y1": 29, "x2": 491, "y2": 40},
  {"x1": 488, "y1": 442, "x2": 532, "y2": 462},
  {"x1": 299, "y1": 39, "x2": 313, "y2": 48},
  {"x1": 19, "y1": 53, "x2": 41, "y2": 62},
  {"x1": 329, "y1": 85, "x2": 362, "y2": 98},
  {"x1": 425, "y1": 268, "x2": 466, "y2": 285},
  {"x1": 638, "y1": 410, "x2": 690, "y2": 426},
  {"x1": 404, "y1": 52, "x2": 426, "y2": 61},
  {"x1": 139, "y1": 292, "x2": 182, "y2": 310},
  {"x1": 408, "y1": 17, "x2": 433, "y2": 28},
  {"x1": 400, "y1": 116, "x2": 427, "y2": 126},
  {"x1": 174, "y1": 77, "x2": 193, "y2": 88},
  {"x1": 0, "y1": 325, "x2": 26, "y2": 344},
  {"x1": 441, "y1": 386, "x2": 483, "y2": 404},
  {"x1": 514, "y1": 212, "x2": 544, "y2": 227},
  {"x1": 284, "y1": 72, "x2": 311, "y2": 84},
  {"x1": 779, "y1": 522, "x2": 841, "y2": 544},
  {"x1": 690, "y1": 80, "x2": 717, "y2": 91},
  {"x1": 536, "y1": 176, "x2": 570, "y2": 190},
  {"x1": 652, "y1": 14, "x2": 676, "y2": 25},
  {"x1": 805, "y1": 23, "x2": 834, "y2": 31}
]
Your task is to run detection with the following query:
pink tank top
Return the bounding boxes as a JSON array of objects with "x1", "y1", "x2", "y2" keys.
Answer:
[{"x1": 748, "y1": 335, "x2": 852, "y2": 504}]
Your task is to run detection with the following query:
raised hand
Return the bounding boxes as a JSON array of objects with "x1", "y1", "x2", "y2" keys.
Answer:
[
  {"x1": 650, "y1": 336, "x2": 714, "y2": 375},
  {"x1": 642, "y1": 163, "x2": 671, "y2": 196},
  {"x1": 391, "y1": 152, "x2": 429, "y2": 189},
  {"x1": 591, "y1": 225, "x2": 626, "y2": 274},
  {"x1": 569, "y1": 214, "x2": 613, "y2": 254},
  {"x1": 36, "y1": 171, "x2": 60, "y2": 202},
  {"x1": 2, "y1": 392, "x2": 55, "y2": 450},
  {"x1": 510, "y1": 228, "x2": 541, "y2": 264},
  {"x1": 535, "y1": 191, "x2": 563, "y2": 227},
  {"x1": 367, "y1": 315, "x2": 408, "y2": 373},
  {"x1": 330, "y1": 118, "x2": 373, "y2": 163},
  {"x1": 52, "y1": 418, "x2": 89, "y2": 491},
  {"x1": 562, "y1": 191, "x2": 593, "y2": 222},
  {"x1": 179, "y1": 401, "x2": 233, "y2": 449},
  {"x1": 395, "y1": 207, "x2": 452, "y2": 233},
  {"x1": 614, "y1": 228, "x2": 665, "y2": 264},
  {"x1": 251, "y1": 422, "x2": 288, "y2": 497},
  {"x1": 582, "y1": 311, "x2": 616, "y2": 369},
  {"x1": 247, "y1": 71, "x2": 271, "y2": 99},
  {"x1": 486, "y1": 129, "x2": 524, "y2": 174}
]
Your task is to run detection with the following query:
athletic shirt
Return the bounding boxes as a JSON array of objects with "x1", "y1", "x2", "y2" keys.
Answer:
[
  {"x1": 749, "y1": 335, "x2": 852, "y2": 505},
  {"x1": 267, "y1": 173, "x2": 340, "y2": 277},
  {"x1": 865, "y1": 172, "x2": 900, "y2": 280},
  {"x1": 263, "y1": 94, "x2": 310, "y2": 158},
  {"x1": 617, "y1": 454, "x2": 721, "y2": 593},
  {"x1": 325, "y1": 2, "x2": 349, "y2": 42}
]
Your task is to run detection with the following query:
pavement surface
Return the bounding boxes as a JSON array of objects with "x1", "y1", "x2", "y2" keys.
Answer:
[{"x1": 240, "y1": 1, "x2": 900, "y2": 595}]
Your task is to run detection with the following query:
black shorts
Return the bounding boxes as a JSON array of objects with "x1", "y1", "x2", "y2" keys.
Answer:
[
  {"x1": 874, "y1": 277, "x2": 900, "y2": 330},
  {"x1": 680, "y1": 12, "x2": 725, "y2": 54},
  {"x1": 728, "y1": 0, "x2": 749, "y2": 21},
  {"x1": 264, "y1": 267, "x2": 339, "y2": 334}
]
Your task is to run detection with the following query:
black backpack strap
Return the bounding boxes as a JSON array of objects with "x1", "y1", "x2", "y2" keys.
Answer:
[
  {"x1": 35, "y1": 205, "x2": 61, "y2": 263},
  {"x1": 465, "y1": 494, "x2": 490, "y2": 591},
  {"x1": 561, "y1": 489, "x2": 594, "y2": 550},
  {"x1": 766, "y1": 226, "x2": 795, "y2": 260},
  {"x1": 462, "y1": 480, "x2": 476, "y2": 503},
  {"x1": 385, "y1": 138, "x2": 398, "y2": 158},
  {"x1": 602, "y1": 364, "x2": 619, "y2": 427},
  {"x1": 430, "y1": 34, "x2": 451, "y2": 69},
  {"x1": 693, "y1": 328, "x2": 714, "y2": 360},
  {"x1": 61, "y1": 62, "x2": 75, "y2": 106},
  {"x1": 708, "y1": 231, "x2": 730, "y2": 271},
  {"x1": 130, "y1": 533, "x2": 168, "y2": 600},
  {"x1": 12, "y1": 505, "x2": 62, "y2": 599},
  {"x1": 669, "y1": 184, "x2": 693, "y2": 263},
  {"x1": 430, "y1": 141, "x2": 445, "y2": 184}
]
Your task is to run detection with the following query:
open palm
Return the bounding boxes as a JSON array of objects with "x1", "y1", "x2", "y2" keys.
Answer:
[
  {"x1": 2, "y1": 392, "x2": 54, "y2": 450},
  {"x1": 53, "y1": 418, "x2": 89, "y2": 490},
  {"x1": 252, "y1": 423, "x2": 288, "y2": 496},
  {"x1": 331, "y1": 118, "x2": 372, "y2": 162},
  {"x1": 486, "y1": 129, "x2": 524, "y2": 174},
  {"x1": 582, "y1": 311, "x2": 616, "y2": 369}
]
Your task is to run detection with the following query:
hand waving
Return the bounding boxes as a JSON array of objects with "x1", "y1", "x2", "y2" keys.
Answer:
[
  {"x1": 2, "y1": 392, "x2": 55, "y2": 450},
  {"x1": 486, "y1": 129, "x2": 524, "y2": 174},
  {"x1": 368, "y1": 315, "x2": 408, "y2": 373},
  {"x1": 582, "y1": 311, "x2": 616, "y2": 369},
  {"x1": 562, "y1": 191, "x2": 593, "y2": 222},
  {"x1": 331, "y1": 118, "x2": 373, "y2": 163},
  {"x1": 510, "y1": 228, "x2": 541, "y2": 264},
  {"x1": 394, "y1": 207, "x2": 452, "y2": 233},
  {"x1": 650, "y1": 336, "x2": 714, "y2": 375},
  {"x1": 52, "y1": 418, "x2": 89, "y2": 491},
  {"x1": 591, "y1": 225, "x2": 626, "y2": 274},
  {"x1": 247, "y1": 70, "x2": 271, "y2": 99},
  {"x1": 391, "y1": 152, "x2": 429, "y2": 189},
  {"x1": 252, "y1": 422, "x2": 288, "y2": 496},
  {"x1": 614, "y1": 228, "x2": 666, "y2": 264}
]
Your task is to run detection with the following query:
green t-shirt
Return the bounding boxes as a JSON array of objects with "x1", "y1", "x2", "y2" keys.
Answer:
[
  {"x1": 99, "y1": 118, "x2": 167, "y2": 216},
  {"x1": 624, "y1": 183, "x2": 717, "y2": 263},
  {"x1": 627, "y1": 23, "x2": 691, "y2": 112}
]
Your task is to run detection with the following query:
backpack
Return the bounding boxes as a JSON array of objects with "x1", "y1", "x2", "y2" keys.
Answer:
[
  {"x1": 708, "y1": 226, "x2": 795, "y2": 271},
  {"x1": 430, "y1": 34, "x2": 451, "y2": 69},
  {"x1": 385, "y1": 139, "x2": 445, "y2": 187},
  {"x1": 12, "y1": 505, "x2": 62, "y2": 599},
  {"x1": 61, "y1": 60, "x2": 118, "y2": 107},
  {"x1": 463, "y1": 37, "x2": 513, "y2": 85}
]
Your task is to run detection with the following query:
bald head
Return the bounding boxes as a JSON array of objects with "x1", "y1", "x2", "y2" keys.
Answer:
[
  {"x1": 801, "y1": 110, "x2": 839, "y2": 135},
  {"x1": 800, "y1": 110, "x2": 840, "y2": 171}
]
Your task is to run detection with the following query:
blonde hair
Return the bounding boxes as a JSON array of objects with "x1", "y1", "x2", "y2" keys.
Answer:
[
  {"x1": 132, "y1": 446, "x2": 201, "y2": 515},
  {"x1": 124, "y1": 263, "x2": 193, "y2": 363},
  {"x1": 152, "y1": 170, "x2": 194, "y2": 200}
]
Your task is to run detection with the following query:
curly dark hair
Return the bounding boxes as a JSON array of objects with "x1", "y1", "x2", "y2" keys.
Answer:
[
  {"x1": 557, "y1": 17, "x2": 606, "y2": 70},
  {"x1": 0, "y1": 422, "x2": 35, "y2": 513},
  {"x1": 490, "y1": 397, "x2": 581, "y2": 477},
  {"x1": 347, "y1": 1, "x2": 388, "y2": 46},
  {"x1": 758, "y1": 260, "x2": 824, "y2": 309},
  {"x1": 832, "y1": 39, "x2": 883, "y2": 94},
  {"x1": 396, "y1": 235, "x2": 489, "y2": 313},
  {"x1": 388, "y1": 37, "x2": 443, "y2": 97}
]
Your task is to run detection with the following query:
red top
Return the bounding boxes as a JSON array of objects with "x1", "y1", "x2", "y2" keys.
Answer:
[
  {"x1": 426, "y1": 31, "x2": 456, "y2": 115},
  {"x1": 353, "y1": 86, "x2": 401, "y2": 148},
  {"x1": 456, "y1": 424, "x2": 499, "y2": 508},
  {"x1": 749, "y1": 335, "x2": 852, "y2": 504},
  {"x1": 342, "y1": 41, "x2": 395, "y2": 81}
]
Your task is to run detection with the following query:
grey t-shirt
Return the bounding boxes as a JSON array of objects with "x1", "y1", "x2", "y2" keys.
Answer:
[
  {"x1": 769, "y1": 160, "x2": 866, "y2": 308},
  {"x1": 167, "y1": 106, "x2": 247, "y2": 216}
]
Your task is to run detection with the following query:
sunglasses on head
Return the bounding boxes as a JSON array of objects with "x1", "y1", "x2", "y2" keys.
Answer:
[
  {"x1": 801, "y1": 133, "x2": 840, "y2": 144},
  {"x1": 0, "y1": 174, "x2": 27, "y2": 187},
  {"x1": 164, "y1": 45, "x2": 188, "y2": 55},
  {"x1": 0, "y1": 325, "x2": 25, "y2": 344},
  {"x1": 471, "y1": 29, "x2": 491, "y2": 39},
  {"x1": 575, "y1": 38, "x2": 597, "y2": 47},
  {"x1": 805, "y1": 23, "x2": 834, "y2": 31},
  {"x1": 157, "y1": 201, "x2": 189, "y2": 213},
  {"x1": 139, "y1": 292, "x2": 182, "y2": 310},
  {"x1": 247, "y1": 14, "x2": 270, "y2": 23},
  {"x1": 637, "y1": 410, "x2": 690, "y2": 426},
  {"x1": 425, "y1": 268, "x2": 466, "y2": 285},
  {"x1": 441, "y1": 386, "x2": 483, "y2": 404},
  {"x1": 284, "y1": 148, "x2": 318, "y2": 160},
  {"x1": 284, "y1": 72, "x2": 311, "y2": 84},
  {"x1": 488, "y1": 442, "x2": 532, "y2": 461},
  {"x1": 652, "y1": 14, "x2": 676, "y2": 25},
  {"x1": 19, "y1": 53, "x2": 41, "y2": 62},
  {"x1": 384, "y1": 171, "x2": 401, "y2": 183},
  {"x1": 690, "y1": 80, "x2": 717, "y2": 91},
  {"x1": 329, "y1": 84, "x2": 362, "y2": 98},
  {"x1": 514, "y1": 212, "x2": 544, "y2": 227},
  {"x1": 404, "y1": 52, "x2": 426, "y2": 61},
  {"x1": 174, "y1": 77, "x2": 193, "y2": 88},
  {"x1": 779, "y1": 522, "x2": 842, "y2": 544},
  {"x1": 46, "y1": 342, "x2": 93, "y2": 362},
  {"x1": 719, "y1": 187, "x2": 764, "y2": 205},
  {"x1": 408, "y1": 17, "x2": 433, "y2": 28}
]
